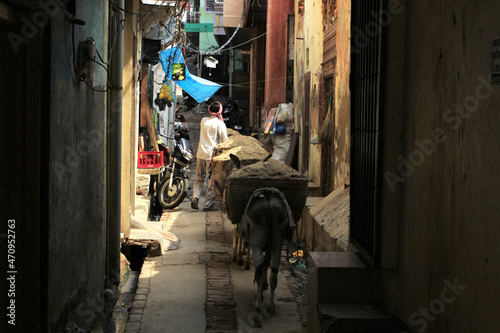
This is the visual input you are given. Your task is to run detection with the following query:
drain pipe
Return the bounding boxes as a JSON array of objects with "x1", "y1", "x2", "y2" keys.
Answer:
[{"x1": 107, "y1": 0, "x2": 124, "y2": 287}]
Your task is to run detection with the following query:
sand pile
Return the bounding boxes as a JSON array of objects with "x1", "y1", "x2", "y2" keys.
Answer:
[
  {"x1": 224, "y1": 159, "x2": 308, "y2": 223},
  {"x1": 211, "y1": 133, "x2": 269, "y2": 192}
]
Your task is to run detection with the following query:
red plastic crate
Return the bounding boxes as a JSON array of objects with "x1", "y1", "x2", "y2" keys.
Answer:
[{"x1": 138, "y1": 151, "x2": 164, "y2": 168}]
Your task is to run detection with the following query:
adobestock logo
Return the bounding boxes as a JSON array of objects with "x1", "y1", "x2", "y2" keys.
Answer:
[
  {"x1": 351, "y1": 0, "x2": 412, "y2": 55},
  {"x1": 385, "y1": 75, "x2": 496, "y2": 192},
  {"x1": 406, "y1": 277, "x2": 467, "y2": 333},
  {"x1": 8, "y1": 0, "x2": 71, "y2": 54}
]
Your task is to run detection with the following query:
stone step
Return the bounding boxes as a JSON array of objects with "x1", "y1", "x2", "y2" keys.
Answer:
[
  {"x1": 318, "y1": 303, "x2": 395, "y2": 333},
  {"x1": 307, "y1": 251, "x2": 381, "y2": 333},
  {"x1": 308, "y1": 252, "x2": 378, "y2": 305}
]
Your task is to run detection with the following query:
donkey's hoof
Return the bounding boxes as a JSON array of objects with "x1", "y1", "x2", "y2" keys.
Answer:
[
  {"x1": 244, "y1": 264, "x2": 251, "y2": 270},
  {"x1": 268, "y1": 303, "x2": 276, "y2": 314},
  {"x1": 253, "y1": 313, "x2": 263, "y2": 328},
  {"x1": 237, "y1": 259, "x2": 244, "y2": 266}
]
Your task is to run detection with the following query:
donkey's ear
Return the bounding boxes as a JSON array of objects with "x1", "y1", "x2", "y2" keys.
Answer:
[
  {"x1": 229, "y1": 154, "x2": 242, "y2": 169},
  {"x1": 263, "y1": 154, "x2": 272, "y2": 162}
]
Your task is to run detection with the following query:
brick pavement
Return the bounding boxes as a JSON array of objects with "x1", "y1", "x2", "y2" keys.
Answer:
[
  {"x1": 202, "y1": 211, "x2": 237, "y2": 333},
  {"x1": 120, "y1": 208, "x2": 307, "y2": 332}
]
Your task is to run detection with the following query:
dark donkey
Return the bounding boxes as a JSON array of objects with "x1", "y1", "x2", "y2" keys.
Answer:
[{"x1": 230, "y1": 154, "x2": 294, "y2": 327}]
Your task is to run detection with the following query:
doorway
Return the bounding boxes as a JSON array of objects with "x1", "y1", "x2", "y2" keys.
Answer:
[{"x1": 320, "y1": 76, "x2": 335, "y2": 195}]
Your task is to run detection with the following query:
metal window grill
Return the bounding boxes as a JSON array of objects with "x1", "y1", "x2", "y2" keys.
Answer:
[
  {"x1": 205, "y1": 0, "x2": 215, "y2": 12},
  {"x1": 286, "y1": 60, "x2": 294, "y2": 103},
  {"x1": 350, "y1": 0, "x2": 385, "y2": 266},
  {"x1": 187, "y1": 6, "x2": 200, "y2": 23}
]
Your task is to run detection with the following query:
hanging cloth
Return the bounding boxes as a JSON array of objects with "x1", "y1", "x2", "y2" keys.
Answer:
[{"x1": 319, "y1": 92, "x2": 334, "y2": 145}]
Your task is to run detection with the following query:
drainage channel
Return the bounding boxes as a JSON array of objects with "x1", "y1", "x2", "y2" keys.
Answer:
[{"x1": 112, "y1": 240, "x2": 159, "y2": 333}]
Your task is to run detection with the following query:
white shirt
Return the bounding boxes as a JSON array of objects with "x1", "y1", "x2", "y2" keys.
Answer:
[{"x1": 196, "y1": 116, "x2": 228, "y2": 160}]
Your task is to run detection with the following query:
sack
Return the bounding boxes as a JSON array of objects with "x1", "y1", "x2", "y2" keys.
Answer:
[{"x1": 276, "y1": 103, "x2": 294, "y2": 124}]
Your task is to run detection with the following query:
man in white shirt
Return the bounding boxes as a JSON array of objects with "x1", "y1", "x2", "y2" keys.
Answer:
[{"x1": 192, "y1": 101, "x2": 229, "y2": 211}]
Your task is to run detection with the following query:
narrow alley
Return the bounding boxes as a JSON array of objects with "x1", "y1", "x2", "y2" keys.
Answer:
[
  {"x1": 3, "y1": 1, "x2": 500, "y2": 332},
  {"x1": 114, "y1": 111, "x2": 307, "y2": 332},
  {"x1": 116, "y1": 200, "x2": 307, "y2": 333}
]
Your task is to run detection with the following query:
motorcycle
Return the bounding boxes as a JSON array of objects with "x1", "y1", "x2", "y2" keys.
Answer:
[
  {"x1": 231, "y1": 109, "x2": 249, "y2": 133},
  {"x1": 156, "y1": 121, "x2": 194, "y2": 209},
  {"x1": 223, "y1": 98, "x2": 248, "y2": 133},
  {"x1": 182, "y1": 91, "x2": 198, "y2": 110}
]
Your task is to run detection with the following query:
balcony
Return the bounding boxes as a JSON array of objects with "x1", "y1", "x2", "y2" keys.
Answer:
[{"x1": 223, "y1": 0, "x2": 245, "y2": 27}]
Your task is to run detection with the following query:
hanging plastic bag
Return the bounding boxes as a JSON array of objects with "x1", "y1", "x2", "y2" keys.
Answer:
[
  {"x1": 159, "y1": 82, "x2": 175, "y2": 102},
  {"x1": 276, "y1": 103, "x2": 294, "y2": 124}
]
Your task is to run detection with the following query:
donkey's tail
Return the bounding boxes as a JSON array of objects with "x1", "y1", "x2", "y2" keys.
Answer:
[
  {"x1": 254, "y1": 194, "x2": 273, "y2": 283},
  {"x1": 254, "y1": 247, "x2": 272, "y2": 283}
]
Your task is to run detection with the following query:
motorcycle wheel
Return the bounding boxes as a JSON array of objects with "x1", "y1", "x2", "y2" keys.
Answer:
[{"x1": 157, "y1": 174, "x2": 188, "y2": 209}]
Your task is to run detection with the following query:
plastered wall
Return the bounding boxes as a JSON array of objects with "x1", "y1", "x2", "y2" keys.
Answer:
[
  {"x1": 48, "y1": 1, "x2": 109, "y2": 330},
  {"x1": 333, "y1": 0, "x2": 351, "y2": 189},
  {"x1": 381, "y1": 0, "x2": 500, "y2": 331},
  {"x1": 295, "y1": 0, "x2": 324, "y2": 181}
]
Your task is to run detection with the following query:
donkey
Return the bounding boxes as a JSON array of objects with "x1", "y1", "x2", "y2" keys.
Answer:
[
  {"x1": 222, "y1": 153, "x2": 273, "y2": 269},
  {"x1": 230, "y1": 154, "x2": 294, "y2": 327},
  {"x1": 232, "y1": 223, "x2": 251, "y2": 269}
]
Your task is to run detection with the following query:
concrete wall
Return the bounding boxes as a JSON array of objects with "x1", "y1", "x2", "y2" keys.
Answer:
[
  {"x1": 222, "y1": 0, "x2": 245, "y2": 27},
  {"x1": 122, "y1": 0, "x2": 141, "y2": 238},
  {"x1": 380, "y1": 0, "x2": 500, "y2": 331},
  {"x1": 48, "y1": 1, "x2": 110, "y2": 330}
]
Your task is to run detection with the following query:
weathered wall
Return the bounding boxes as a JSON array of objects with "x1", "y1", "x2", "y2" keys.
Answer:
[
  {"x1": 334, "y1": 0, "x2": 350, "y2": 189},
  {"x1": 122, "y1": 0, "x2": 141, "y2": 238},
  {"x1": 381, "y1": 0, "x2": 500, "y2": 331},
  {"x1": 294, "y1": 0, "x2": 324, "y2": 182},
  {"x1": 48, "y1": 1, "x2": 109, "y2": 330}
]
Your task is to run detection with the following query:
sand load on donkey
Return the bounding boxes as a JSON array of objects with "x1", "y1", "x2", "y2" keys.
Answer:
[
  {"x1": 224, "y1": 158, "x2": 308, "y2": 224},
  {"x1": 211, "y1": 131, "x2": 270, "y2": 193}
]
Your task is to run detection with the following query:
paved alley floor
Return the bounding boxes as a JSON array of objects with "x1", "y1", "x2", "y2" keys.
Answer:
[{"x1": 120, "y1": 197, "x2": 307, "y2": 333}]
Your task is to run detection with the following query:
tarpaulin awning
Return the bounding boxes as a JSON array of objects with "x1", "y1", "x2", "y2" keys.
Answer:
[{"x1": 159, "y1": 47, "x2": 222, "y2": 103}]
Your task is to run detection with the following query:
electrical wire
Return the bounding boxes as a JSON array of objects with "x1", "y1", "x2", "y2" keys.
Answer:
[
  {"x1": 68, "y1": 2, "x2": 127, "y2": 93},
  {"x1": 83, "y1": 79, "x2": 111, "y2": 93},
  {"x1": 179, "y1": 15, "x2": 288, "y2": 56},
  {"x1": 224, "y1": 18, "x2": 288, "y2": 51},
  {"x1": 171, "y1": 0, "x2": 251, "y2": 56},
  {"x1": 138, "y1": 0, "x2": 163, "y2": 30},
  {"x1": 212, "y1": 76, "x2": 295, "y2": 88},
  {"x1": 202, "y1": 0, "x2": 251, "y2": 55},
  {"x1": 108, "y1": 0, "x2": 167, "y2": 16}
]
